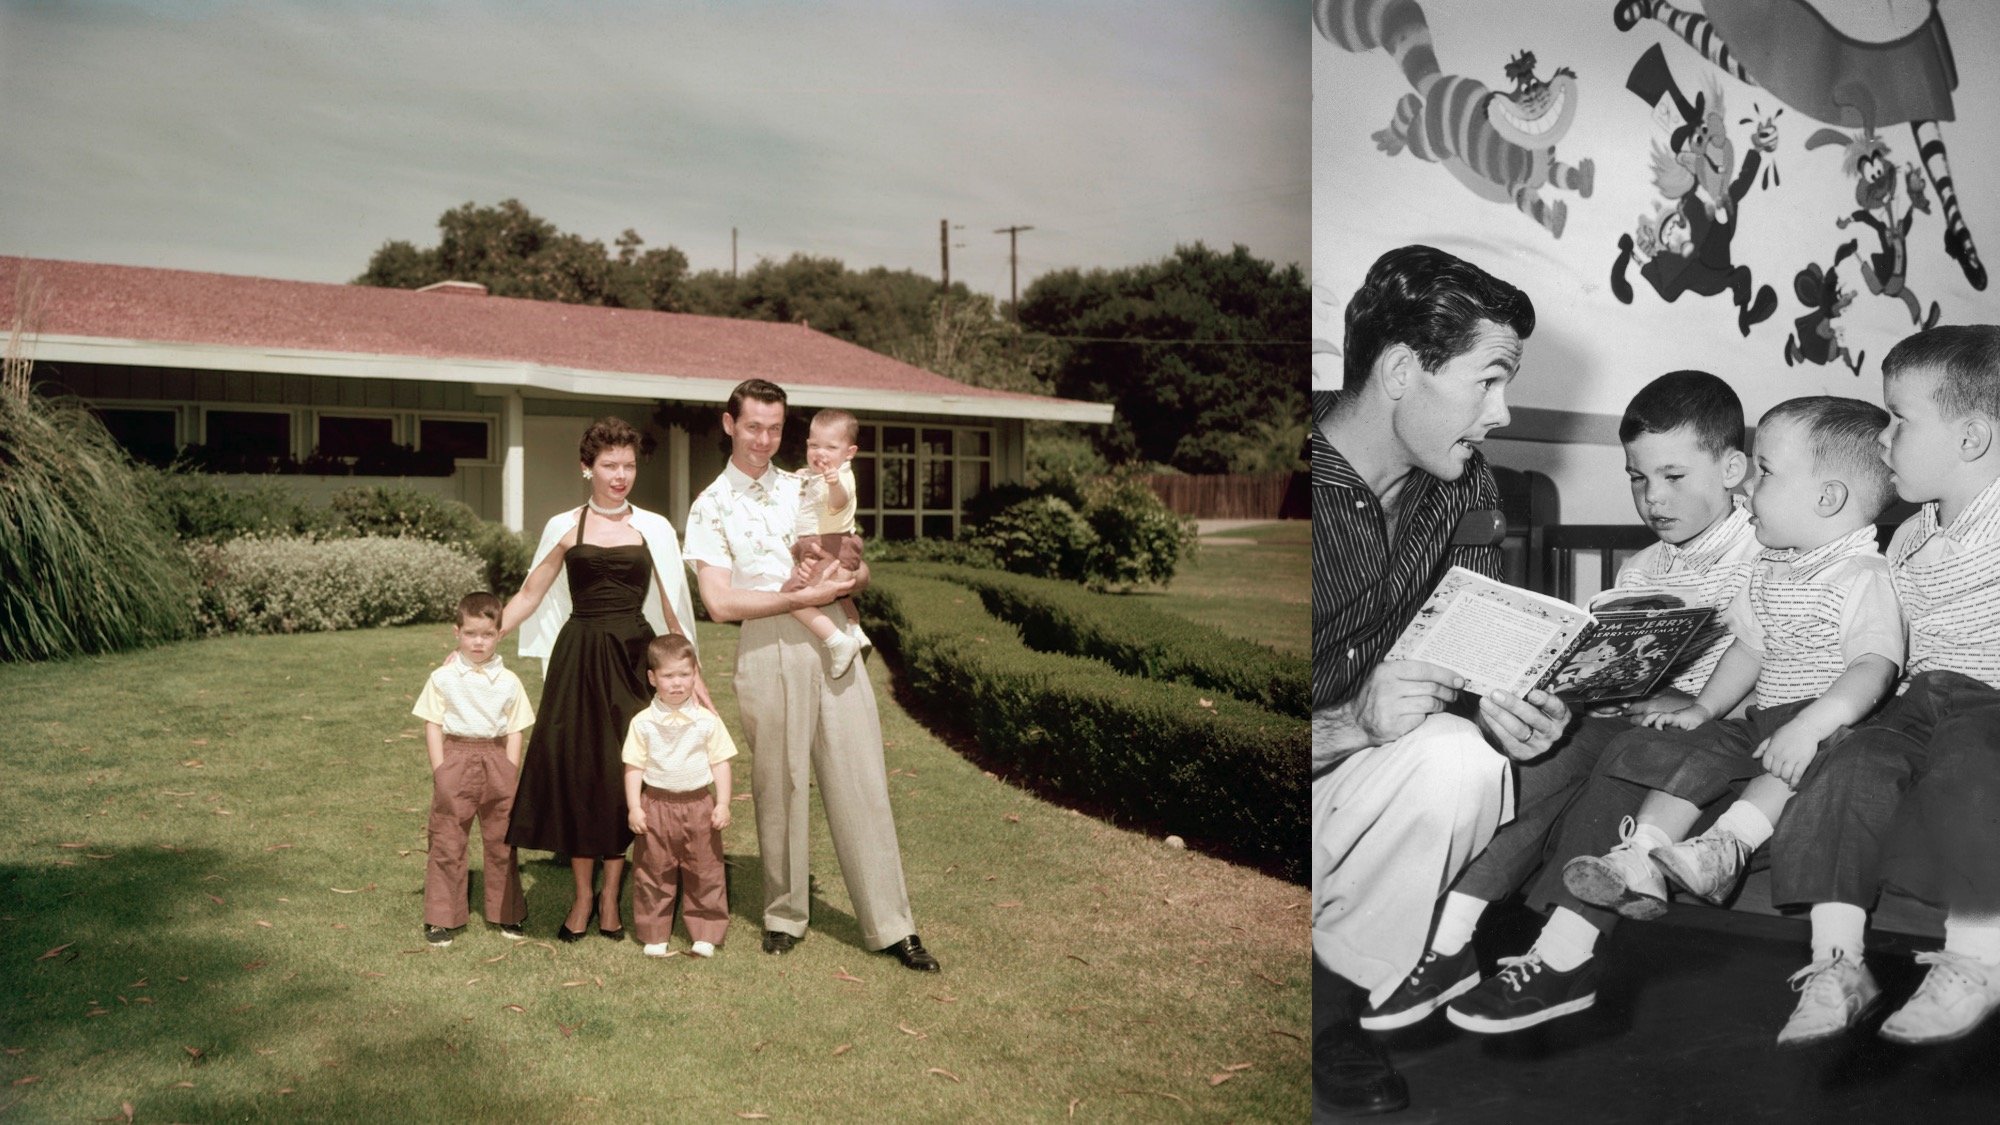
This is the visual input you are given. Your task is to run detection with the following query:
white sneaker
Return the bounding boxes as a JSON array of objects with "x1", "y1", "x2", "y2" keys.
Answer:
[
  {"x1": 643, "y1": 942, "x2": 672, "y2": 958},
  {"x1": 847, "y1": 621, "x2": 873, "y2": 653},
  {"x1": 690, "y1": 940, "x2": 716, "y2": 958},
  {"x1": 1776, "y1": 952, "x2": 1880, "y2": 1047},
  {"x1": 825, "y1": 630, "x2": 860, "y2": 679},
  {"x1": 1562, "y1": 817, "x2": 1670, "y2": 921},
  {"x1": 1650, "y1": 827, "x2": 1750, "y2": 904},
  {"x1": 1879, "y1": 951, "x2": 2000, "y2": 1045}
]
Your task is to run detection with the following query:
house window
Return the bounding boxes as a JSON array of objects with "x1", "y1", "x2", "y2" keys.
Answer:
[
  {"x1": 419, "y1": 417, "x2": 492, "y2": 462},
  {"x1": 94, "y1": 407, "x2": 178, "y2": 467},
  {"x1": 850, "y1": 421, "x2": 995, "y2": 540},
  {"x1": 204, "y1": 409, "x2": 292, "y2": 462},
  {"x1": 317, "y1": 415, "x2": 394, "y2": 458}
]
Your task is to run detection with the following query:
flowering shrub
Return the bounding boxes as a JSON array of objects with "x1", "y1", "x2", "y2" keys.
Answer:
[{"x1": 190, "y1": 536, "x2": 481, "y2": 636}]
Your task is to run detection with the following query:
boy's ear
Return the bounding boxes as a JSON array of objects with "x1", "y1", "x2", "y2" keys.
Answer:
[
  {"x1": 1959, "y1": 415, "x2": 1995, "y2": 462},
  {"x1": 1720, "y1": 449, "x2": 1749, "y2": 490},
  {"x1": 1817, "y1": 478, "x2": 1850, "y2": 518}
]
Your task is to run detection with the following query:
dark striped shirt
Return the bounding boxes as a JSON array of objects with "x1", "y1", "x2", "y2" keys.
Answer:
[{"x1": 1312, "y1": 395, "x2": 1503, "y2": 715}]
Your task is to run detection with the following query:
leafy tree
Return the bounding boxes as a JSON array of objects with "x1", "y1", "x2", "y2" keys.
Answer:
[
  {"x1": 1016, "y1": 243, "x2": 1307, "y2": 474},
  {"x1": 679, "y1": 255, "x2": 972, "y2": 354},
  {"x1": 356, "y1": 200, "x2": 688, "y2": 310}
]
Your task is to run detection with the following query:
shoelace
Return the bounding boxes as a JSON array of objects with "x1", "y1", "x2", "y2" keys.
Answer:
[
  {"x1": 1493, "y1": 953, "x2": 1545, "y2": 993},
  {"x1": 1787, "y1": 952, "x2": 1849, "y2": 997},
  {"x1": 1909, "y1": 950, "x2": 1989, "y2": 1003}
]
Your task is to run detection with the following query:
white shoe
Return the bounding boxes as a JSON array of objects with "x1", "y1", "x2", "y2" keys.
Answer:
[
  {"x1": 1650, "y1": 827, "x2": 1750, "y2": 905},
  {"x1": 690, "y1": 940, "x2": 716, "y2": 958},
  {"x1": 825, "y1": 630, "x2": 860, "y2": 679},
  {"x1": 1776, "y1": 952, "x2": 1880, "y2": 1047},
  {"x1": 643, "y1": 942, "x2": 672, "y2": 958},
  {"x1": 847, "y1": 621, "x2": 873, "y2": 653},
  {"x1": 1561, "y1": 816, "x2": 1669, "y2": 921},
  {"x1": 1879, "y1": 951, "x2": 2000, "y2": 1045}
]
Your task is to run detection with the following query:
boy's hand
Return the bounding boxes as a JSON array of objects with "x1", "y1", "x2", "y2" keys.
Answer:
[
  {"x1": 710, "y1": 804, "x2": 731, "y2": 831},
  {"x1": 1755, "y1": 723, "x2": 1825, "y2": 788},
  {"x1": 627, "y1": 807, "x2": 647, "y2": 836},
  {"x1": 1639, "y1": 703, "x2": 1711, "y2": 731},
  {"x1": 1620, "y1": 691, "x2": 1695, "y2": 722}
]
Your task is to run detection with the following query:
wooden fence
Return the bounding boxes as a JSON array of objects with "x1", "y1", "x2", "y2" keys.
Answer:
[{"x1": 1140, "y1": 471, "x2": 1309, "y2": 520}]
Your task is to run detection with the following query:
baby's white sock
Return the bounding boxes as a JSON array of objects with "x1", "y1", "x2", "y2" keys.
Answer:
[
  {"x1": 1711, "y1": 801, "x2": 1775, "y2": 851},
  {"x1": 1430, "y1": 892, "x2": 1487, "y2": 957},
  {"x1": 1943, "y1": 913, "x2": 2000, "y2": 966},
  {"x1": 1809, "y1": 902, "x2": 1868, "y2": 963},
  {"x1": 1531, "y1": 907, "x2": 1601, "y2": 972}
]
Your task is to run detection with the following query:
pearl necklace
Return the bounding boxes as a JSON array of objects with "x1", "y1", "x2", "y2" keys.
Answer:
[{"x1": 586, "y1": 498, "x2": 631, "y2": 516}]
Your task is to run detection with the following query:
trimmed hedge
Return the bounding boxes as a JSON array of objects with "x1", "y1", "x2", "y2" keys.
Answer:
[
  {"x1": 189, "y1": 536, "x2": 482, "y2": 636},
  {"x1": 883, "y1": 563, "x2": 1306, "y2": 719},
  {"x1": 860, "y1": 570, "x2": 1305, "y2": 880}
]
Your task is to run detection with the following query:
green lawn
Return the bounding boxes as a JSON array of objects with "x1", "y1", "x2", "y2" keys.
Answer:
[
  {"x1": 0, "y1": 622, "x2": 1307, "y2": 1121},
  {"x1": 1141, "y1": 521, "x2": 1308, "y2": 655}
]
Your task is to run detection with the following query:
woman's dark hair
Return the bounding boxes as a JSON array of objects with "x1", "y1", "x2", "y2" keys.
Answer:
[
  {"x1": 1343, "y1": 244, "x2": 1535, "y2": 392},
  {"x1": 579, "y1": 417, "x2": 643, "y2": 465}
]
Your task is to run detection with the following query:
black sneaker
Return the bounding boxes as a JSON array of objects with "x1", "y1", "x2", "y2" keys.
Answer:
[
  {"x1": 1359, "y1": 944, "x2": 1481, "y2": 1031},
  {"x1": 497, "y1": 922, "x2": 527, "y2": 941},
  {"x1": 424, "y1": 925, "x2": 456, "y2": 947},
  {"x1": 1446, "y1": 952, "x2": 1599, "y2": 1034}
]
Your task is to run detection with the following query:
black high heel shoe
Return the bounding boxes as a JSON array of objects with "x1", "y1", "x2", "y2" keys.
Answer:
[
  {"x1": 598, "y1": 904, "x2": 625, "y2": 942},
  {"x1": 557, "y1": 907, "x2": 594, "y2": 944}
]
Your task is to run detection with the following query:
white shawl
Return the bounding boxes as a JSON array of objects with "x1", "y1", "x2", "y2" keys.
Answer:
[{"x1": 516, "y1": 505, "x2": 698, "y2": 675}]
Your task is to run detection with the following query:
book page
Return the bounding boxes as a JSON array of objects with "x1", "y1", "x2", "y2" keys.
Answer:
[{"x1": 1406, "y1": 595, "x2": 1572, "y2": 694}]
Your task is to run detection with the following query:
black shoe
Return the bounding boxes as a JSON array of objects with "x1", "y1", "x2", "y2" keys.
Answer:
[
  {"x1": 1360, "y1": 944, "x2": 1481, "y2": 1031},
  {"x1": 880, "y1": 935, "x2": 940, "y2": 972},
  {"x1": 599, "y1": 924, "x2": 625, "y2": 942},
  {"x1": 762, "y1": 930, "x2": 798, "y2": 954},
  {"x1": 496, "y1": 922, "x2": 526, "y2": 941},
  {"x1": 1312, "y1": 1020, "x2": 1409, "y2": 1117},
  {"x1": 424, "y1": 925, "x2": 457, "y2": 948},
  {"x1": 557, "y1": 908, "x2": 593, "y2": 944},
  {"x1": 1446, "y1": 952, "x2": 1600, "y2": 1034}
]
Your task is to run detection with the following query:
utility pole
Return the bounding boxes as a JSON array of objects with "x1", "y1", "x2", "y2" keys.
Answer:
[
  {"x1": 993, "y1": 224, "x2": 1033, "y2": 312},
  {"x1": 939, "y1": 219, "x2": 965, "y2": 291},
  {"x1": 731, "y1": 228, "x2": 738, "y2": 279}
]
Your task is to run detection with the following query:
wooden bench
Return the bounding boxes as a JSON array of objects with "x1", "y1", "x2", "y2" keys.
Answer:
[{"x1": 1483, "y1": 469, "x2": 1944, "y2": 943}]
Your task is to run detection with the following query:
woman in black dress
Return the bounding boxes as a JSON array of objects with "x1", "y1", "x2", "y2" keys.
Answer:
[{"x1": 499, "y1": 418, "x2": 705, "y2": 941}]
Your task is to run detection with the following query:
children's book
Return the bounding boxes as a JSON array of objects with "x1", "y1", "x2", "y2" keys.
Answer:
[{"x1": 1383, "y1": 567, "x2": 1719, "y2": 706}]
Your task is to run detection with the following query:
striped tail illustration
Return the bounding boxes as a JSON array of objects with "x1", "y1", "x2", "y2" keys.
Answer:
[{"x1": 1912, "y1": 119, "x2": 1988, "y2": 290}]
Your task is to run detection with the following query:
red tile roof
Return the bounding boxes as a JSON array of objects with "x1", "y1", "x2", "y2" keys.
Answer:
[{"x1": 0, "y1": 255, "x2": 1068, "y2": 408}]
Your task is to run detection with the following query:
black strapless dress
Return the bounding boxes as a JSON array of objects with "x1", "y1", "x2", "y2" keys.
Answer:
[{"x1": 506, "y1": 514, "x2": 654, "y2": 858}]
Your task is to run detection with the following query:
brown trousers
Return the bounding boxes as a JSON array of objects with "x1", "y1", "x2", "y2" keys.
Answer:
[
  {"x1": 424, "y1": 735, "x2": 526, "y2": 928},
  {"x1": 632, "y1": 784, "x2": 730, "y2": 946}
]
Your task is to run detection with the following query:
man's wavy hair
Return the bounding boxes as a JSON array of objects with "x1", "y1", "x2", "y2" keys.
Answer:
[{"x1": 1343, "y1": 244, "x2": 1535, "y2": 394}]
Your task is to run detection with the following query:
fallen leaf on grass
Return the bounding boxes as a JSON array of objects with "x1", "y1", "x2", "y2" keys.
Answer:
[
  {"x1": 85, "y1": 853, "x2": 114, "y2": 860},
  {"x1": 171, "y1": 1081, "x2": 195, "y2": 1089},
  {"x1": 359, "y1": 971, "x2": 385, "y2": 979},
  {"x1": 131, "y1": 997, "x2": 153, "y2": 1005},
  {"x1": 161, "y1": 789, "x2": 195, "y2": 797},
  {"x1": 731, "y1": 793, "x2": 751, "y2": 802},
  {"x1": 1065, "y1": 954, "x2": 1091, "y2": 966},
  {"x1": 1198, "y1": 698, "x2": 1214, "y2": 709},
  {"x1": 241, "y1": 960, "x2": 267, "y2": 971},
  {"x1": 1253, "y1": 971, "x2": 1283, "y2": 987},
  {"x1": 57, "y1": 842, "x2": 88, "y2": 850},
  {"x1": 2, "y1": 1048, "x2": 24, "y2": 1056},
  {"x1": 84, "y1": 1007, "x2": 110, "y2": 1017},
  {"x1": 182, "y1": 760, "x2": 204, "y2": 768},
  {"x1": 558, "y1": 1022, "x2": 580, "y2": 1038},
  {"x1": 926, "y1": 1067, "x2": 963, "y2": 1083},
  {"x1": 1003, "y1": 813, "x2": 1020, "y2": 823},
  {"x1": 464, "y1": 977, "x2": 483, "y2": 987},
  {"x1": 191, "y1": 739, "x2": 209, "y2": 746},
  {"x1": 277, "y1": 1087, "x2": 294, "y2": 1095},
  {"x1": 159, "y1": 845, "x2": 185, "y2": 854},
  {"x1": 994, "y1": 901, "x2": 1021, "y2": 909},
  {"x1": 37, "y1": 943, "x2": 73, "y2": 961},
  {"x1": 330, "y1": 887, "x2": 362, "y2": 894},
  {"x1": 736, "y1": 1114, "x2": 772, "y2": 1120},
  {"x1": 480, "y1": 953, "x2": 509, "y2": 964},
  {"x1": 265, "y1": 843, "x2": 294, "y2": 852},
  {"x1": 896, "y1": 1023, "x2": 927, "y2": 1039},
  {"x1": 255, "y1": 1049, "x2": 277, "y2": 1056},
  {"x1": 1208, "y1": 1073, "x2": 1237, "y2": 1087},
  {"x1": 931, "y1": 994, "x2": 958, "y2": 1004},
  {"x1": 184, "y1": 1046, "x2": 204, "y2": 1061},
  {"x1": 254, "y1": 920, "x2": 273, "y2": 929},
  {"x1": 10, "y1": 1076, "x2": 38, "y2": 1087},
  {"x1": 205, "y1": 894, "x2": 225, "y2": 906},
  {"x1": 831, "y1": 1043, "x2": 853, "y2": 1056},
  {"x1": 560, "y1": 980, "x2": 587, "y2": 988},
  {"x1": 332, "y1": 924, "x2": 350, "y2": 932},
  {"x1": 1119, "y1": 1089, "x2": 1188, "y2": 1106},
  {"x1": 503, "y1": 1004, "x2": 525, "y2": 1013},
  {"x1": 1068, "y1": 1097, "x2": 1081, "y2": 1116},
  {"x1": 832, "y1": 969, "x2": 865, "y2": 985},
  {"x1": 1265, "y1": 1029, "x2": 1304, "y2": 1042}
]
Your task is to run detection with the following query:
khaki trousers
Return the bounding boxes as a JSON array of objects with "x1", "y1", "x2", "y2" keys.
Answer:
[
  {"x1": 424, "y1": 735, "x2": 526, "y2": 928},
  {"x1": 632, "y1": 785, "x2": 730, "y2": 946},
  {"x1": 1312, "y1": 713, "x2": 1511, "y2": 1006},
  {"x1": 736, "y1": 613, "x2": 915, "y2": 949}
]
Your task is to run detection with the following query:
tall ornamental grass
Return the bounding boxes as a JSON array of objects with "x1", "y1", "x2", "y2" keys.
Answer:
[{"x1": 0, "y1": 394, "x2": 196, "y2": 661}]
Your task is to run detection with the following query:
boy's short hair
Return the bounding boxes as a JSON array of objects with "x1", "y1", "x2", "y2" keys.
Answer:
[
  {"x1": 1759, "y1": 396, "x2": 1895, "y2": 519},
  {"x1": 726, "y1": 378, "x2": 788, "y2": 419},
  {"x1": 645, "y1": 632, "x2": 698, "y2": 673},
  {"x1": 811, "y1": 408, "x2": 860, "y2": 445},
  {"x1": 579, "y1": 417, "x2": 643, "y2": 465},
  {"x1": 1342, "y1": 244, "x2": 1535, "y2": 394},
  {"x1": 1618, "y1": 370, "x2": 1745, "y2": 455},
  {"x1": 1882, "y1": 324, "x2": 2000, "y2": 422},
  {"x1": 455, "y1": 591, "x2": 503, "y2": 626}
]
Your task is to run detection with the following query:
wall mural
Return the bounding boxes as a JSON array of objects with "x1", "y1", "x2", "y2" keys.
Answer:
[{"x1": 1313, "y1": 0, "x2": 2000, "y2": 409}]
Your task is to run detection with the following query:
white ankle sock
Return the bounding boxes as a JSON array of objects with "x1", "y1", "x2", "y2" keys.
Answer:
[
  {"x1": 1630, "y1": 821, "x2": 1674, "y2": 853},
  {"x1": 1943, "y1": 914, "x2": 2000, "y2": 966},
  {"x1": 1711, "y1": 802, "x2": 1775, "y2": 851},
  {"x1": 1430, "y1": 892, "x2": 1487, "y2": 957},
  {"x1": 1532, "y1": 907, "x2": 1600, "y2": 972},
  {"x1": 1809, "y1": 902, "x2": 1868, "y2": 963}
]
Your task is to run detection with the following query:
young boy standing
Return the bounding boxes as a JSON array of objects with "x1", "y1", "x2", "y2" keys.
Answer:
[
  {"x1": 622, "y1": 633, "x2": 736, "y2": 958},
  {"x1": 782, "y1": 408, "x2": 870, "y2": 678},
  {"x1": 1533, "y1": 398, "x2": 1904, "y2": 1044},
  {"x1": 1360, "y1": 370, "x2": 1762, "y2": 1031},
  {"x1": 1771, "y1": 325, "x2": 2000, "y2": 1045},
  {"x1": 414, "y1": 592, "x2": 535, "y2": 947}
]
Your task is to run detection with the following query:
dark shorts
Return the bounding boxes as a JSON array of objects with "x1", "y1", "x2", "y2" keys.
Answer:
[{"x1": 1603, "y1": 698, "x2": 1818, "y2": 808}]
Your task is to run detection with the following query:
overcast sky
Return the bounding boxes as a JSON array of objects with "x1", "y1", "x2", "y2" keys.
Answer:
[{"x1": 0, "y1": 0, "x2": 1306, "y2": 299}]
